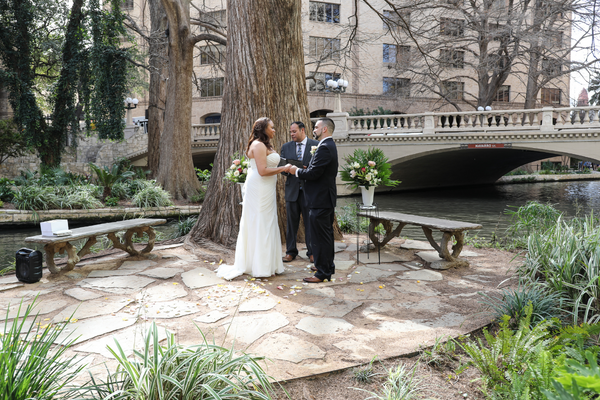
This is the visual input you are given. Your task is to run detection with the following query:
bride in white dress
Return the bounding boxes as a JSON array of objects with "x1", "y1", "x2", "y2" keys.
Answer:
[{"x1": 217, "y1": 117, "x2": 291, "y2": 280}]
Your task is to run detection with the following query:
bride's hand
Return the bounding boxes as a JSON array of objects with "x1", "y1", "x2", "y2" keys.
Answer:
[{"x1": 283, "y1": 163, "x2": 292, "y2": 173}]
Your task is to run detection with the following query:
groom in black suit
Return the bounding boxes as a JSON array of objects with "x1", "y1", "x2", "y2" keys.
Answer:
[
  {"x1": 281, "y1": 121, "x2": 319, "y2": 263},
  {"x1": 289, "y1": 118, "x2": 338, "y2": 283}
]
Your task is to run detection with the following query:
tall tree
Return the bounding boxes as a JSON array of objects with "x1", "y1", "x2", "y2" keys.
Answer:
[
  {"x1": 156, "y1": 0, "x2": 226, "y2": 199},
  {"x1": 188, "y1": 0, "x2": 311, "y2": 247}
]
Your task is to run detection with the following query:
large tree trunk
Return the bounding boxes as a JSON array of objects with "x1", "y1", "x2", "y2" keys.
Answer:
[
  {"x1": 156, "y1": 0, "x2": 201, "y2": 199},
  {"x1": 189, "y1": 0, "x2": 311, "y2": 247},
  {"x1": 147, "y1": 0, "x2": 167, "y2": 178}
]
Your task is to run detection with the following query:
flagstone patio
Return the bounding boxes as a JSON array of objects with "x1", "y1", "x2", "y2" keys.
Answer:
[{"x1": 0, "y1": 236, "x2": 516, "y2": 383}]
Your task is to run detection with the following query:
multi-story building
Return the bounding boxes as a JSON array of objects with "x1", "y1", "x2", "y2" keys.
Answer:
[{"x1": 124, "y1": 0, "x2": 571, "y2": 125}]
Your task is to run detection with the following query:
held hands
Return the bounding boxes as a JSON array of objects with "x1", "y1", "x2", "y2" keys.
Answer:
[
  {"x1": 289, "y1": 165, "x2": 299, "y2": 175},
  {"x1": 282, "y1": 164, "x2": 293, "y2": 173}
]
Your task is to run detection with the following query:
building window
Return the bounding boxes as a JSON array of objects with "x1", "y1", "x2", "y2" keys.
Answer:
[
  {"x1": 495, "y1": 85, "x2": 510, "y2": 102},
  {"x1": 199, "y1": 45, "x2": 225, "y2": 65},
  {"x1": 440, "y1": 18, "x2": 465, "y2": 37},
  {"x1": 309, "y1": 2, "x2": 340, "y2": 23},
  {"x1": 383, "y1": 77, "x2": 411, "y2": 98},
  {"x1": 308, "y1": 37, "x2": 341, "y2": 60},
  {"x1": 541, "y1": 88, "x2": 561, "y2": 105},
  {"x1": 383, "y1": 44, "x2": 411, "y2": 68},
  {"x1": 122, "y1": 0, "x2": 134, "y2": 10},
  {"x1": 198, "y1": 10, "x2": 226, "y2": 32},
  {"x1": 200, "y1": 78, "x2": 224, "y2": 97},
  {"x1": 441, "y1": 81, "x2": 464, "y2": 100},
  {"x1": 489, "y1": 23, "x2": 505, "y2": 41},
  {"x1": 308, "y1": 72, "x2": 341, "y2": 92},
  {"x1": 440, "y1": 49, "x2": 465, "y2": 69},
  {"x1": 549, "y1": 31, "x2": 563, "y2": 47},
  {"x1": 383, "y1": 10, "x2": 410, "y2": 31},
  {"x1": 542, "y1": 58, "x2": 562, "y2": 76},
  {"x1": 443, "y1": 0, "x2": 464, "y2": 5}
]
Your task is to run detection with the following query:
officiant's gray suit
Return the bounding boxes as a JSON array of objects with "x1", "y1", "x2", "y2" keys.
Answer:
[{"x1": 281, "y1": 137, "x2": 319, "y2": 258}]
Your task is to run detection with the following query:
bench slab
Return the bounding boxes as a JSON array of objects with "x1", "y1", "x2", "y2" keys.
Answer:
[
  {"x1": 356, "y1": 211, "x2": 481, "y2": 263},
  {"x1": 25, "y1": 219, "x2": 166, "y2": 274}
]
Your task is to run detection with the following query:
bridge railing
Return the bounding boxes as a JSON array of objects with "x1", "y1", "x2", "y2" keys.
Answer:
[{"x1": 337, "y1": 106, "x2": 600, "y2": 137}]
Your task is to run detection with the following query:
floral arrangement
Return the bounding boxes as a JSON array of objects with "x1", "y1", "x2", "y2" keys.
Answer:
[
  {"x1": 224, "y1": 154, "x2": 250, "y2": 184},
  {"x1": 340, "y1": 147, "x2": 400, "y2": 189}
]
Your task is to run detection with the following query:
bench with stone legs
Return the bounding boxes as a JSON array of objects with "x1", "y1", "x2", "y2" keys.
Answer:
[
  {"x1": 24, "y1": 218, "x2": 166, "y2": 274},
  {"x1": 357, "y1": 211, "x2": 482, "y2": 265}
]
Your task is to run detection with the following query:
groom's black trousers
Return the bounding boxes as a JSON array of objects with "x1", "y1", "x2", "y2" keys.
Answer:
[{"x1": 308, "y1": 207, "x2": 335, "y2": 280}]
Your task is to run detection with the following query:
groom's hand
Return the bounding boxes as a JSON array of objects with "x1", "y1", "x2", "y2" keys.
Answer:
[{"x1": 289, "y1": 166, "x2": 298, "y2": 176}]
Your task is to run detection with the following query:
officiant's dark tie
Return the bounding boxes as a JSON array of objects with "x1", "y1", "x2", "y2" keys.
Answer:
[{"x1": 297, "y1": 143, "x2": 302, "y2": 161}]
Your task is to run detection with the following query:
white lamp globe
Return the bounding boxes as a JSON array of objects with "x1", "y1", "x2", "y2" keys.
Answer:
[
  {"x1": 477, "y1": 106, "x2": 484, "y2": 111},
  {"x1": 332, "y1": 81, "x2": 339, "y2": 88},
  {"x1": 342, "y1": 79, "x2": 349, "y2": 87},
  {"x1": 485, "y1": 106, "x2": 492, "y2": 111},
  {"x1": 126, "y1": 97, "x2": 132, "y2": 104},
  {"x1": 326, "y1": 80, "x2": 334, "y2": 88},
  {"x1": 132, "y1": 98, "x2": 139, "y2": 105}
]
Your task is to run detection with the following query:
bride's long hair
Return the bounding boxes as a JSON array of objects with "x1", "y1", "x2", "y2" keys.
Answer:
[{"x1": 246, "y1": 117, "x2": 274, "y2": 155}]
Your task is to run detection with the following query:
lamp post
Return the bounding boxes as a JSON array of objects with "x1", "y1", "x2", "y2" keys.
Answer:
[
  {"x1": 327, "y1": 78, "x2": 348, "y2": 113},
  {"x1": 124, "y1": 97, "x2": 139, "y2": 126}
]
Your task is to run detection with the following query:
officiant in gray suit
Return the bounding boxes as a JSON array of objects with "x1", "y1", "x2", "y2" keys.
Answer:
[{"x1": 281, "y1": 121, "x2": 319, "y2": 263}]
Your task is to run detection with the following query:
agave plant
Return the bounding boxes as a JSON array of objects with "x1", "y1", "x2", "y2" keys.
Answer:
[{"x1": 89, "y1": 163, "x2": 134, "y2": 200}]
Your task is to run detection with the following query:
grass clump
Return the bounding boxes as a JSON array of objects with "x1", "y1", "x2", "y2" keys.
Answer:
[
  {"x1": 419, "y1": 335, "x2": 458, "y2": 369},
  {"x1": 172, "y1": 216, "x2": 197, "y2": 238},
  {"x1": 132, "y1": 182, "x2": 173, "y2": 207},
  {"x1": 505, "y1": 201, "x2": 562, "y2": 248},
  {"x1": 352, "y1": 357, "x2": 378, "y2": 383},
  {"x1": 354, "y1": 363, "x2": 421, "y2": 400},
  {"x1": 1, "y1": 300, "x2": 85, "y2": 400},
  {"x1": 82, "y1": 322, "x2": 276, "y2": 400}
]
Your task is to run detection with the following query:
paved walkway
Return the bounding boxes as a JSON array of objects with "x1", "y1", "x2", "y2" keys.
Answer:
[{"x1": 0, "y1": 237, "x2": 514, "y2": 382}]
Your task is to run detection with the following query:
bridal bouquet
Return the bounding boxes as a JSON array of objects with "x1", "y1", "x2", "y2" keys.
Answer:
[
  {"x1": 340, "y1": 147, "x2": 399, "y2": 189},
  {"x1": 224, "y1": 154, "x2": 250, "y2": 183}
]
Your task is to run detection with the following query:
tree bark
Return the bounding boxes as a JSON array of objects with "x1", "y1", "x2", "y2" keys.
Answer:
[
  {"x1": 156, "y1": 0, "x2": 202, "y2": 199},
  {"x1": 189, "y1": 0, "x2": 311, "y2": 247},
  {"x1": 147, "y1": 0, "x2": 167, "y2": 178}
]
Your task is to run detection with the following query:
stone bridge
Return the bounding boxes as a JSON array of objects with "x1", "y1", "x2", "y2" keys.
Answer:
[{"x1": 123, "y1": 106, "x2": 600, "y2": 194}]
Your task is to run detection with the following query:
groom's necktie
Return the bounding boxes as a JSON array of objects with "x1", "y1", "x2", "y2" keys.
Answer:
[{"x1": 297, "y1": 143, "x2": 302, "y2": 161}]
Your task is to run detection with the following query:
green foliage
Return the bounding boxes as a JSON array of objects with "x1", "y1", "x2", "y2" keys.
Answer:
[
  {"x1": 505, "y1": 168, "x2": 530, "y2": 176},
  {"x1": 110, "y1": 182, "x2": 130, "y2": 199},
  {"x1": 479, "y1": 285, "x2": 564, "y2": 327},
  {"x1": 0, "y1": 178, "x2": 14, "y2": 202},
  {"x1": 505, "y1": 201, "x2": 562, "y2": 248},
  {"x1": 89, "y1": 162, "x2": 134, "y2": 200},
  {"x1": 81, "y1": 322, "x2": 276, "y2": 400},
  {"x1": 546, "y1": 351, "x2": 600, "y2": 399},
  {"x1": 340, "y1": 147, "x2": 400, "y2": 189},
  {"x1": 0, "y1": 119, "x2": 29, "y2": 166},
  {"x1": 132, "y1": 183, "x2": 173, "y2": 207},
  {"x1": 354, "y1": 363, "x2": 421, "y2": 400},
  {"x1": 12, "y1": 184, "x2": 102, "y2": 210},
  {"x1": 353, "y1": 357, "x2": 378, "y2": 383},
  {"x1": 419, "y1": 335, "x2": 458, "y2": 368},
  {"x1": 195, "y1": 164, "x2": 212, "y2": 182},
  {"x1": 172, "y1": 216, "x2": 198, "y2": 238},
  {"x1": 1, "y1": 300, "x2": 85, "y2": 400},
  {"x1": 519, "y1": 213, "x2": 600, "y2": 324},
  {"x1": 87, "y1": 0, "x2": 130, "y2": 141},
  {"x1": 458, "y1": 305, "x2": 556, "y2": 399},
  {"x1": 336, "y1": 204, "x2": 369, "y2": 233},
  {"x1": 127, "y1": 178, "x2": 155, "y2": 195},
  {"x1": 104, "y1": 196, "x2": 119, "y2": 207}
]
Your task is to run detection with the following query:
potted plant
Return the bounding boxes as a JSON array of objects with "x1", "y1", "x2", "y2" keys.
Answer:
[{"x1": 340, "y1": 148, "x2": 399, "y2": 206}]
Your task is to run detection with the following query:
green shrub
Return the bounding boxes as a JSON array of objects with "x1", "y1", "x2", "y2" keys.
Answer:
[
  {"x1": 132, "y1": 183, "x2": 173, "y2": 207},
  {"x1": 195, "y1": 165, "x2": 212, "y2": 182},
  {"x1": 0, "y1": 178, "x2": 14, "y2": 202},
  {"x1": 81, "y1": 322, "x2": 276, "y2": 400},
  {"x1": 89, "y1": 163, "x2": 135, "y2": 200},
  {"x1": 505, "y1": 168, "x2": 530, "y2": 176},
  {"x1": 0, "y1": 200, "x2": 3, "y2": 208},
  {"x1": 336, "y1": 204, "x2": 369, "y2": 233},
  {"x1": 1, "y1": 300, "x2": 84, "y2": 400},
  {"x1": 172, "y1": 216, "x2": 197, "y2": 238},
  {"x1": 479, "y1": 285, "x2": 564, "y2": 327},
  {"x1": 104, "y1": 196, "x2": 119, "y2": 207},
  {"x1": 110, "y1": 182, "x2": 130, "y2": 199},
  {"x1": 505, "y1": 201, "x2": 562, "y2": 247},
  {"x1": 127, "y1": 178, "x2": 154, "y2": 195},
  {"x1": 12, "y1": 186, "x2": 59, "y2": 210}
]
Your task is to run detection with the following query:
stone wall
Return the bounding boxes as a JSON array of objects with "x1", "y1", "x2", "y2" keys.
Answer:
[
  {"x1": 0, "y1": 126, "x2": 146, "y2": 179},
  {"x1": 0, "y1": 205, "x2": 201, "y2": 225}
]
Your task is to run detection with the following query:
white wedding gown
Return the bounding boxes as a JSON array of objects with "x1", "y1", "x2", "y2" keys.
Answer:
[{"x1": 217, "y1": 153, "x2": 285, "y2": 280}]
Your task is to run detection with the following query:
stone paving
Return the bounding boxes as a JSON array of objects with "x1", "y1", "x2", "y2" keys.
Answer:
[{"x1": 0, "y1": 237, "x2": 515, "y2": 382}]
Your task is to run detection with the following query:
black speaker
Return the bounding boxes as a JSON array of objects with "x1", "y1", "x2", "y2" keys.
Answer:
[{"x1": 15, "y1": 248, "x2": 43, "y2": 284}]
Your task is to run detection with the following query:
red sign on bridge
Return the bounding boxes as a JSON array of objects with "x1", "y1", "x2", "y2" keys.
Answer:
[{"x1": 460, "y1": 143, "x2": 512, "y2": 149}]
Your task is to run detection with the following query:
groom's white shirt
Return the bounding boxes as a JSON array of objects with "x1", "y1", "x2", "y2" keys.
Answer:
[{"x1": 294, "y1": 136, "x2": 332, "y2": 177}]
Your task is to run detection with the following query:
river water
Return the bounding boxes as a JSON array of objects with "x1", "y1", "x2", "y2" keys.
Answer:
[{"x1": 1, "y1": 180, "x2": 600, "y2": 268}]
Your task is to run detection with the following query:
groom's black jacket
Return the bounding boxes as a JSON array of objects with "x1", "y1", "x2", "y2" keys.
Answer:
[{"x1": 296, "y1": 137, "x2": 338, "y2": 209}]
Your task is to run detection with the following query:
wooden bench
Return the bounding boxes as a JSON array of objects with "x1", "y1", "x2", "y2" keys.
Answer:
[
  {"x1": 357, "y1": 211, "x2": 482, "y2": 263},
  {"x1": 25, "y1": 218, "x2": 166, "y2": 274}
]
